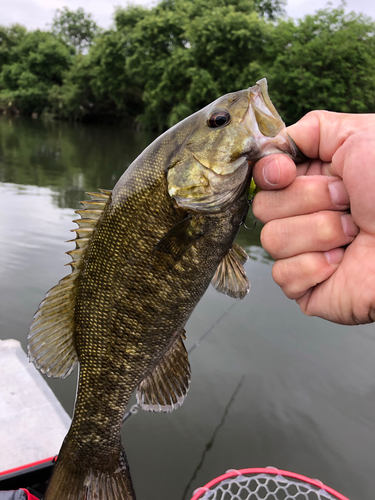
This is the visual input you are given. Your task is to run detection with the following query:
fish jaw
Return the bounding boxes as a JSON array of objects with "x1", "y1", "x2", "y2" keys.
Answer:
[{"x1": 244, "y1": 78, "x2": 306, "y2": 163}]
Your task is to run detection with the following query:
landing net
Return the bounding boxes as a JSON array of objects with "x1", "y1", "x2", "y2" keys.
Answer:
[{"x1": 190, "y1": 467, "x2": 350, "y2": 500}]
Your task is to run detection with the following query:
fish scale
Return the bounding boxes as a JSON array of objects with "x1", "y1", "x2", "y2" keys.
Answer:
[{"x1": 28, "y1": 79, "x2": 305, "y2": 499}]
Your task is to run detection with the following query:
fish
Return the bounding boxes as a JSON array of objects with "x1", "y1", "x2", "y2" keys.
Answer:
[{"x1": 27, "y1": 78, "x2": 304, "y2": 500}]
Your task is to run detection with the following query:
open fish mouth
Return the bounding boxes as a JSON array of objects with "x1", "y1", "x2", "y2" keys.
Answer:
[
  {"x1": 248, "y1": 78, "x2": 284, "y2": 137},
  {"x1": 243, "y1": 78, "x2": 306, "y2": 163}
]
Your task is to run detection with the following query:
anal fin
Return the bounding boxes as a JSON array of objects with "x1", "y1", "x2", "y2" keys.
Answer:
[
  {"x1": 211, "y1": 242, "x2": 250, "y2": 299},
  {"x1": 136, "y1": 332, "x2": 191, "y2": 412}
]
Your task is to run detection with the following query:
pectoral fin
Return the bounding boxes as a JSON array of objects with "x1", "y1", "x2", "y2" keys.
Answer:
[
  {"x1": 152, "y1": 215, "x2": 205, "y2": 269},
  {"x1": 211, "y1": 243, "x2": 250, "y2": 299},
  {"x1": 136, "y1": 332, "x2": 191, "y2": 412}
]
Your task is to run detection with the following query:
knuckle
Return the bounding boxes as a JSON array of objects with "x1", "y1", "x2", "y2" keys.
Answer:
[
  {"x1": 299, "y1": 253, "x2": 318, "y2": 277},
  {"x1": 271, "y1": 259, "x2": 289, "y2": 287},
  {"x1": 260, "y1": 221, "x2": 282, "y2": 256},
  {"x1": 299, "y1": 177, "x2": 321, "y2": 206},
  {"x1": 313, "y1": 211, "x2": 340, "y2": 245},
  {"x1": 252, "y1": 193, "x2": 267, "y2": 221}
]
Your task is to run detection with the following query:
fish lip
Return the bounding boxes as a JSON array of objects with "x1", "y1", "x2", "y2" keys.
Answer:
[
  {"x1": 241, "y1": 78, "x2": 291, "y2": 162},
  {"x1": 242, "y1": 80, "x2": 306, "y2": 163},
  {"x1": 250, "y1": 78, "x2": 283, "y2": 123},
  {"x1": 243, "y1": 78, "x2": 284, "y2": 137}
]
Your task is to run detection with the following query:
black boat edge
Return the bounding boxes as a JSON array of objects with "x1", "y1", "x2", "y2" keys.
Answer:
[{"x1": 0, "y1": 457, "x2": 56, "y2": 496}]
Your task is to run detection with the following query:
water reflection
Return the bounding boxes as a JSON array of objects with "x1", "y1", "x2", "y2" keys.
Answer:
[{"x1": 0, "y1": 115, "x2": 157, "y2": 209}]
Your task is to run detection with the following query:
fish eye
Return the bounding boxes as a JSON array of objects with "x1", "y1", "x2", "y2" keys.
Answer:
[{"x1": 207, "y1": 109, "x2": 231, "y2": 128}]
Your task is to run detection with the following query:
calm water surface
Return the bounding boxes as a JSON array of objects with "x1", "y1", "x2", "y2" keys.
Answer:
[{"x1": 0, "y1": 115, "x2": 374, "y2": 500}]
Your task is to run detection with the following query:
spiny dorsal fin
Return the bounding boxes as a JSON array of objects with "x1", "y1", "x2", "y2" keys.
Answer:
[
  {"x1": 28, "y1": 189, "x2": 112, "y2": 378},
  {"x1": 136, "y1": 332, "x2": 191, "y2": 412},
  {"x1": 211, "y1": 242, "x2": 250, "y2": 299}
]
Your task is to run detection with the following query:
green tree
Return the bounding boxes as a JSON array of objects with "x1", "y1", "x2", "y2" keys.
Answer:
[
  {"x1": 0, "y1": 24, "x2": 27, "y2": 70},
  {"x1": 254, "y1": 0, "x2": 286, "y2": 20},
  {"x1": 48, "y1": 0, "x2": 283, "y2": 128},
  {"x1": 49, "y1": 23, "x2": 144, "y2": 121},
  {"x1": 112, "y1": 0, "x2": 270, "y2": 130},
  {"x1": 0, "y1": 30, "x2": 72, "y2": 114},
  {"x1": 51, "y1": 7, "x2": 100, "y2": 53},
  {"x1": 267, "y1": 6, "x2": 375, "y2": 123},
  {"x1": 3, "y1": 0, "x2": 373, "y2": 129}
]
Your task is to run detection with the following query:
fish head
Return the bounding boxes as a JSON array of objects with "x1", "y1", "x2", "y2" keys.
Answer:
[{"x1": 167, "y1": 78, "x2": 304, "y2": 213}]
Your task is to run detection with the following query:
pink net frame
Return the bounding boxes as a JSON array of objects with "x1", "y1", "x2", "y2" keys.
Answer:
[{"x1": 190, "y1": 467, "x2": 350, "y2": 500}]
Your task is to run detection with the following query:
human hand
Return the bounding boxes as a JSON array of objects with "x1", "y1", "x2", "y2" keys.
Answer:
[{"x1": 252, "y1": 111, "x2": 375, "y2": 325}]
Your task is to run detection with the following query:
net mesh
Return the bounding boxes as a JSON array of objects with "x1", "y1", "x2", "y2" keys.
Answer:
[{"x1": 193, "y1": 471, "x2": 342, "y2": 500}]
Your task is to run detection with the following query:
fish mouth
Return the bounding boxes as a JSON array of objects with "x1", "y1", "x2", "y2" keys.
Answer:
[
  {"x1": 248, "y1": 78, "x2": 284, "y2": 138},
  {"x1": 244, "y1": 78, "x2": 306, "y2": 163}
]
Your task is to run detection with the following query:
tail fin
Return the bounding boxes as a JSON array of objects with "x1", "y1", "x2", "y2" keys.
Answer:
[{"x1": 44, "y1": 445, "x2": 136, "y2": 500}]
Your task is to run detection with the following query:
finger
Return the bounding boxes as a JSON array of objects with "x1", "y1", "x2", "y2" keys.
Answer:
[
  {"x1": 272, "y1": 248, "x2": 344, "y2": 300},
  {"x1": 297, "y1": 159, "x2": 333, "y2": 177},
  {"x1": 253, "y1": 176, "x2": 350, "y2": 223},
  {"x1": 252, "y1": 154, "x2": 296, "y2": 190},
  {"x1": 287, "y1": 110, "x2": 375, "y2": 162},
  {"x1": 261, "y1": 211, "x2": 359, "y2": 260},
  {"x1": 330, "y1": 133, "x2": 375, "y2": 234},
  {"x1": 296, "y1": 238, "x2": 375, "y2": 324}
]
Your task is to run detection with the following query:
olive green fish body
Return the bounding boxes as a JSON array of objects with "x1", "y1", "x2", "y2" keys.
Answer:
[
  {"x1": 68, "y1": 152, "x2": 247, "y2": 467},
  {"x1": 28, "y1": 79, "x2": 305, "y2": 500}
]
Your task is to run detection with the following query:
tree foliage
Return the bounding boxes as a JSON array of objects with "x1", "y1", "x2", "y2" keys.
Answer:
[
  {"x1": 0, "y1": 24, "x2": 27, "y2": 70},
  {"x1": 267, "y1": 7, "x2": 375, "y2": 122},
  {"x1": 0, "y1": 2, "x2": 374, "y2": 128},
  {"x1": 51, "y1": 7, "x2": 100, "y2": 53},
  {"x1": 254, "y1": 0, "x2": 286, "y2": 20},
  {"x1": 0, "y1": 30, "x2": 72, "y2": 114}
]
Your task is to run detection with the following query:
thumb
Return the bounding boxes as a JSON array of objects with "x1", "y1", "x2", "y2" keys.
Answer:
[
  {"x1": 286, "y1": 110, "x2": 374, "y2": 163},
  {"x1": 252, "y1": 154, "x2": 297, "y2": 190}
]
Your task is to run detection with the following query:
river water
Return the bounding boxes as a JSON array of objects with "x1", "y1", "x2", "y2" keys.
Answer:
[{"x1": 0, "y1": 115, "x2": 374, "y2": 500}]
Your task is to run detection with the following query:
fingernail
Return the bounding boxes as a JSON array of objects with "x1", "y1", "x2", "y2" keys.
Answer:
[
  {"x1": 341, "y1": 214, "x2": 359, "y2": 237},
  {"x1": 329, "y1": 180, "x2": 349, "y2": 206},
  {"x1": 264, "y1": 159, "x2": 280, "y2": 185},
  {"x1": 324, "y1": 247, "x2": 344, "y2": 265}
]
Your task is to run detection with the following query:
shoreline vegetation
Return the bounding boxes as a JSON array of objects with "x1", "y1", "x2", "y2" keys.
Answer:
[{"x1": 1, "y1": 0, "x2": 375, "y2": 131}]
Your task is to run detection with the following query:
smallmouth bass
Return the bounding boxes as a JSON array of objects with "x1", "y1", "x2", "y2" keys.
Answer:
[{"x1": 28, "y1": 79, "x2": 303, "y2": 500}]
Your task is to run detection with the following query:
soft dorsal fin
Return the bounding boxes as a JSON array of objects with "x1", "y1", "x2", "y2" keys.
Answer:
[
  {"x1": 28, "y1": 189, "x2": 111, "y2": 378},
  {"x1": 136, "y1": 332, "x2": 191, "y2": 412},
  {"x1": 211, "y1": 242, "x2": 250, "y2": 299}
]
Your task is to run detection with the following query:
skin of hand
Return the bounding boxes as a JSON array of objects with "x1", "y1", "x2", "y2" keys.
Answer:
[{"x1": 252, "y1": 111, "x2": 375, "y2": 325}]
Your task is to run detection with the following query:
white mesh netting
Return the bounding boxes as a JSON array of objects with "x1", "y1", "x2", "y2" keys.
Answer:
[{"x1": 193, "y1": 471, "x2": 343, "y2": 500}]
